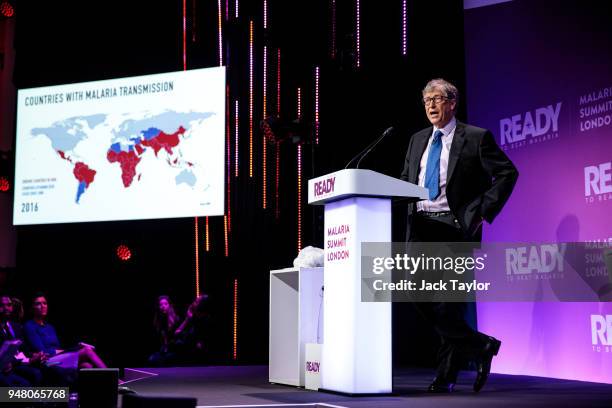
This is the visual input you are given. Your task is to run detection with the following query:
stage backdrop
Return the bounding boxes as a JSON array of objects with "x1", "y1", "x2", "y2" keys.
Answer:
[{"x1": 464, "y1": 0, "x2": 612, "y2": 383}]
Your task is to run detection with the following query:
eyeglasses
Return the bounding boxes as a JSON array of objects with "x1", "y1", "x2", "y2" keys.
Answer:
[{"x1": 422, "y1": 95, "x2": 448, "y2": 106}]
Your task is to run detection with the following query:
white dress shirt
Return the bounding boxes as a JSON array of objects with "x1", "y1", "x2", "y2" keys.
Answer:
[{"x1": 416, "y1": 117, "x2": 456, "y2": 212}]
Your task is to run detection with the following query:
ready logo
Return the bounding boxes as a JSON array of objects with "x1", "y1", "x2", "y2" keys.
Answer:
[
  {"x1": 499, "y1": 102, "x2": 562, "y2": 150},
  {"x1": 305, "y1": 361, "x2": 320, "y2": 373},
  {"x1": 314, "y1": 176, "x2": 335, "y2": 198},
  {"x1": 591, "y1": 315, "x2": 612, "y2": 352},
  {"x1": 505, "y1": 244, "x2": 566, "y2": 279},
  {"x1": 584, "y1": 161, "x2": 612, "y2": 204}
]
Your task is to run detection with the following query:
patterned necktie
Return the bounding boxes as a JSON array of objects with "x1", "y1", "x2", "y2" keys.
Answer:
[{"x1": 424, "y1": 129, "x2": 443, "y2": 201}]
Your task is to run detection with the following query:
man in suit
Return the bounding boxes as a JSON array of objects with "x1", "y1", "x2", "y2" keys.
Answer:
[{"x1": 400, "y1": 79, "x2": 518, "y2": 393}]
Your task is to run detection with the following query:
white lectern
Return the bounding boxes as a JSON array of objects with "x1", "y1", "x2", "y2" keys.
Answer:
[
  {"x1": 308, "y1": 169, "x2": 427, "y2": 394},
  {"x1": 269, "y1": 267, "x2": 324, "y2": 387}
]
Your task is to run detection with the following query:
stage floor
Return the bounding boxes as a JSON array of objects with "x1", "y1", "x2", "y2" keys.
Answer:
[{"x1": 120, "y1": 366, "x2": 612, "y2": 408}]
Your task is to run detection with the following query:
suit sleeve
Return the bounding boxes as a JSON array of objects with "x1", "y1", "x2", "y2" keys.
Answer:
[{"x1": 478, "y1": 130, "x2": 519, "y2": 223}]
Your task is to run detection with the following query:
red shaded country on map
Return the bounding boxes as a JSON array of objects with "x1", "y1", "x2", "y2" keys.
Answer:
[
  {"x1": 106, "y1": 149, "x2": 142, "y2": 187},
  {"x1": 141, "y1": 126, "x2": 186, "y2": 156}
]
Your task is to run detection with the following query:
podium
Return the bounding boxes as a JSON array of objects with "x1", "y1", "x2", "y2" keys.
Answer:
[
  {"x1": 308, "y1": 169, "x2": 427, "y2": 394},
  {"x1": 269, "y1": 267, "x2": 324, "y2": 387}
]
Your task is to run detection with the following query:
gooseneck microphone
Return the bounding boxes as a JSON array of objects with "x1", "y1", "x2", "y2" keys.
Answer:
[{"x1": 344, "y1": 126, "x2": 395, "y2": 169}]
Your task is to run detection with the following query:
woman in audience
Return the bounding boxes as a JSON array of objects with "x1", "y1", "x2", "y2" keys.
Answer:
[
  {"x1": 174, "y1": 294, "x2": 211, "y2": 363},
  {"x1": 148, "y1": 295, "x2": 180, "y2": 366},
  {"x1": 23, "y1": 293, "x2": 107, "y2": 369}
]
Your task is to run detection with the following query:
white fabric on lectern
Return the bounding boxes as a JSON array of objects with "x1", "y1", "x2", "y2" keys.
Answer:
[{"x1": 293, "y1": 246, "x2": 324, "y2": 268}]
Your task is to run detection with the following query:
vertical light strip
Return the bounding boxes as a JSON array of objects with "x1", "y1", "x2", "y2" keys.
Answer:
[
  {"x1": 263, "y1": 0, "x2": 268, "y2": 29},
  {"x1": 233, "y1": 278, "x2": 238, "y2": 360},
  {"x1": 297, "y1": 87, "x2": 302, "y2": 251},
  {"x1": 276, "y1": 49, "x2": 281, "y2": 115},
  {"x1": 262, "y1": 45, "x2": 268, "y2": 208},
  {"x1": 183, "y1": 0, "x2": 187, "y2": 71},
  {"x1": 225, "y1": 0, "x2": 229, "y2": 21},
  {"x1": 275, "y1": 49, "x2": 282, "y2": 218},
  {"x1": 195, "y1": 218, "x2": 200, "y2": 297},
  {"x1": 331, "y1": 0, "x2": 337, "y2": 59},
  {"x1": 249, "y1": 21, "x2": 254, "y2": 178},
  {"x1": 275, "y1": 144, "x2": 280, "y2": 219},
  {"x1": 315, "y1": 66, "x2": 320, "y2": 144},
  {"x1": 192, "y1": 0, "x2": 197, "y2": 43},
  {"x1": 402, "y1": 0, "x2": 407, "y2": 56},
  {"x1": 218, "y1": 0, "x2": 223, "y2": 66},
  {"x1": 205, "y1": 216, "x2": 210, "y2": 251},
  {"x1": 263, "y1": 47, "x2": 268, "y2": 118},
  {"x1": 235, "y1": 0, "x2": 239, "y2": 19},
  {"x1": 226, "y1": 85, "x2": 232, "y2": 232},
  {"x1": 234, "y1": 99, "x2": 239, "y2": 177},
  {"x1": 224, "y1": 215, "x2": 229, "y2": 257},
  {"x1": 355, "y1": 0, "x2": 361, "y2": 69},
  {"x1": 262, "y1": 136, "x2": 268, "y2": 208},
  {"x1": 297, "y1": 145, "x2": 302, "y2": 253},
  {"x1": 185, "y1": 0, "x2": 199, "y2": 298}
]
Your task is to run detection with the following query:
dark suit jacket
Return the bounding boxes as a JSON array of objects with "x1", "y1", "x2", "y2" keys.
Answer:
[{"x1": 400, "y1": 121, "x2": 518, "y2": 240}]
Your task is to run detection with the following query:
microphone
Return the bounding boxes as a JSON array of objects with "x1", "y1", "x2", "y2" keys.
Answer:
[{"x1": 344, "y1": 126, "x2": 395, "y2": 169}]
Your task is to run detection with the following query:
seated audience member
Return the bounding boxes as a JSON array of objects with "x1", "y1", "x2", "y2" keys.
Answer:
[
  {"x1": 174, "y1": 294, "x2": 211, "y2": 363},
  {"x1": 0, "y1": 293, "x2": 43, "y2": 386},
  {"x1": 23, "y1": 293, "x2": 107, "y2": 369},
  {"x1": 148, "y1": 295, "x2": 180, "y2": 366}
]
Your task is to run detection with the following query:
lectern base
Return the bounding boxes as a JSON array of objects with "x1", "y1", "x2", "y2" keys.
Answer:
[{"x1": 317, "y1": 388, "x2": 396, "y2": 397}]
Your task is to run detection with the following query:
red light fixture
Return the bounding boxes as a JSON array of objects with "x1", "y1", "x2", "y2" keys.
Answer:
[
  {"x1": 116, "y1": 245, "x2": 132, "y2": 261},
  {"x1": 0, "y1": 1, "x2": 15, "y2": 18},
  {"x1": 0, "y1": 177, "x2": 9, "y2": 192}
]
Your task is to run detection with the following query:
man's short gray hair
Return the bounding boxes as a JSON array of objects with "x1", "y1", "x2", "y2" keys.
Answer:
[{"x1": 423, "y1": 78, "x2": 459, "y2": 111}]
